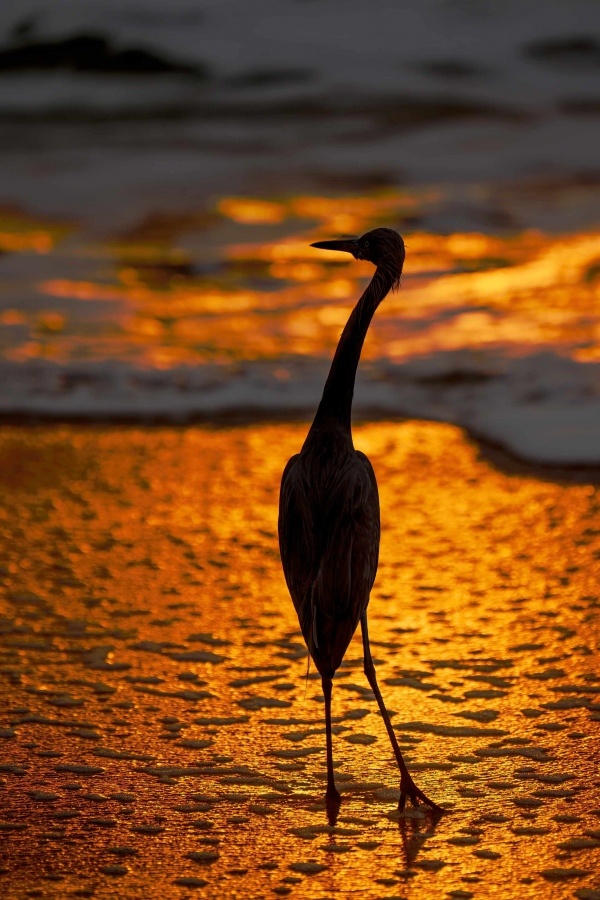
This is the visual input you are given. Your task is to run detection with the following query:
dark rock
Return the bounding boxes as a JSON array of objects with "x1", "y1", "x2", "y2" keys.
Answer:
[
  {"x1": 0, "y1": 32, "x2": 207, "y2": 76},
  {"x1": 524, "y1": 36, "x2": 600, "y2": 69}
]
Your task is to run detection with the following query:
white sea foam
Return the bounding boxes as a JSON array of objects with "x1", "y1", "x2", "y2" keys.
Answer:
[{"x1": 2, "y1": 352, "x2": 599, "y2": 467}]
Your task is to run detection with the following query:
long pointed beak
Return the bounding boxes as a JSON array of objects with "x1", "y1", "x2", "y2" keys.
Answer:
[{"x1": 310, "y1": 239, "x2": 359, "y2": 256}]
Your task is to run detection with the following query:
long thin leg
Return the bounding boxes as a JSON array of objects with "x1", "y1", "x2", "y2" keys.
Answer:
[
  {"x1": 361, "y1": 612, "x2": 443, "y2": 813},
  {"x1": 322, "y1": 674, "x2": 341, "y2": 803}
]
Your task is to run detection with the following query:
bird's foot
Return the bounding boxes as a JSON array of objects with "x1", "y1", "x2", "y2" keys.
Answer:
[
  {"x1": 398, "y1": 774, "x2": 444, "y2": 814},
  {"x1": 325, "y1": 784, "x2": 341, "y2": 824},
  {"x1": 326, "y1": 783, "x2": 341, "y2": 804}
]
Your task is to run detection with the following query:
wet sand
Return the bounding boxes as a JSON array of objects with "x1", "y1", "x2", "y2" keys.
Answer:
[{"x1": 0, "y1": 420, "x2": 599, "y2": 899}]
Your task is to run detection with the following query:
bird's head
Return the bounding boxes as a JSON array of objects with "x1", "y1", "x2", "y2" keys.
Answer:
[{"x1": 311, "y1": 227, "x2": 405, "y2": 289}]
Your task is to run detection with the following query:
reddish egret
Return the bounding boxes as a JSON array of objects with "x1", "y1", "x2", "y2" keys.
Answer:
[{"x1": 279, "y1": 228, "x2": 442, "y2": 813}]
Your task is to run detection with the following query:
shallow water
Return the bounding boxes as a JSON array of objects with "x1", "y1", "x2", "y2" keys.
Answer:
[
  {"x1": 2, "y1": 0, "x2": 600, "y2": 231},
  {"x1": 0, "y1": 420, "x2": 599, "y2": 898},
  {"x1": 2, "y1": 196, "x2": 600, "y2": 464},
  {"x1": 3, "y1": 196, "x2": 600, "y2": 370}
]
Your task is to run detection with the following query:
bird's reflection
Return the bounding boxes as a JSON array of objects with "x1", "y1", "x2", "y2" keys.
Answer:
[
  {"x1": 396, "y1": 808, "x2": 445, "y2": 871},
  {"x1": 326, "y1": 792, "x2": 341, "y2": 826}
]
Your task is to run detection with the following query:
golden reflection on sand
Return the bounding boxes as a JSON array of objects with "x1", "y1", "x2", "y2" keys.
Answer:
[{"x1": 0, "y1": 421, "x2": 599, "y2": 898}]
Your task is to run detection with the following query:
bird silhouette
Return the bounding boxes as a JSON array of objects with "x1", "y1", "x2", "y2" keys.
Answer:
[{"x1": 278, "y1": 228, "x2": 442, "y2": 814}]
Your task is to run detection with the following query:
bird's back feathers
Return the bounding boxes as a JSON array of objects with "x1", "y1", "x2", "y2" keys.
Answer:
[{"x1": 278, "y1": 440, "x2": 379, "y2": 676}]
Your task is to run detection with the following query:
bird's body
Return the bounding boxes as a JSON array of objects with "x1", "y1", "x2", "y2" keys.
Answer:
[
  {"x1": 279, "y1": 425, "x2": 379, "y2": 677},
  {"x1": 279, "y1": 228, "x2": 442, "y2": 813}
]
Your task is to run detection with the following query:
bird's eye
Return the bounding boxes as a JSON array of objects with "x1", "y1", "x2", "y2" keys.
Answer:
[{"x1": 363, "y1": 240, "x2": 369, "y2": 249}]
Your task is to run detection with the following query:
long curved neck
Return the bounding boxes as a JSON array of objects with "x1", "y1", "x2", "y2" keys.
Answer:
[{"x1": 311, "y1": 266, "x2": 393, "y2": 434}]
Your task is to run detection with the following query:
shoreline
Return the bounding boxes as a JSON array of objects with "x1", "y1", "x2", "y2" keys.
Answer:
[{"x1": 1, "y1": 409, "x2": 599, "y2": 485}]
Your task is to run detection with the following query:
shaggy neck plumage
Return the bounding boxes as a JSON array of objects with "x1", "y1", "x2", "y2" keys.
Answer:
[{"x1": 310, "y1": 266, "x2": 394, "y2": 435}]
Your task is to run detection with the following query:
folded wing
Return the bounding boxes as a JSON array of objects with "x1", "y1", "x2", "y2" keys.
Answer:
[{"x1": 279, "y1": 450, "x2": 380, "y2": 674}]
